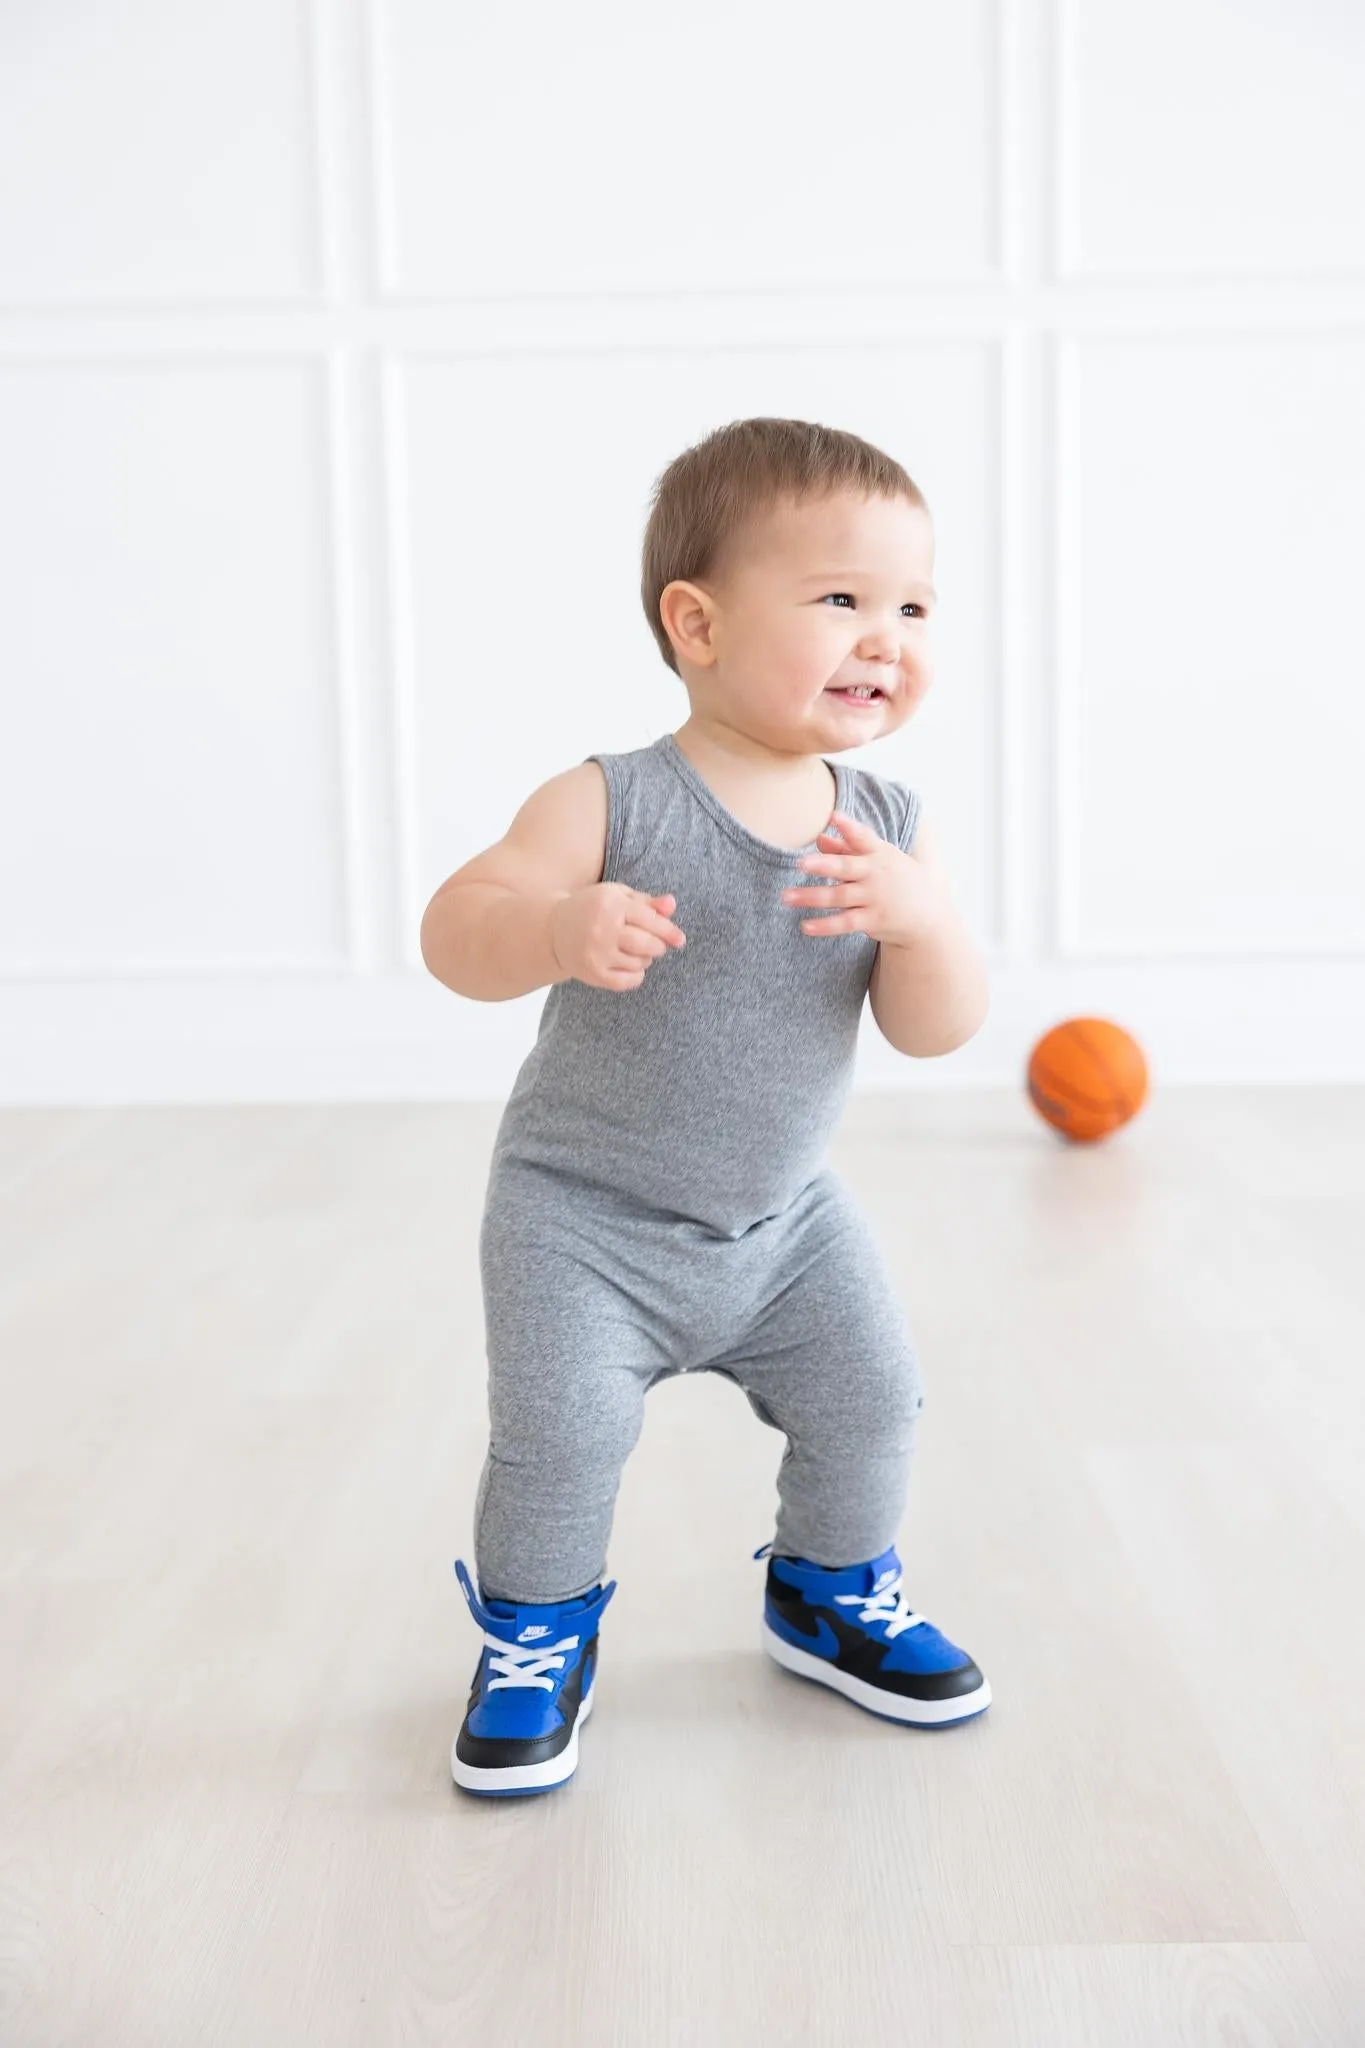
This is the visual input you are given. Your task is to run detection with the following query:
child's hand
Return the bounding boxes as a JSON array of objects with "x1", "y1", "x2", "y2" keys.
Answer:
[
  {"x1": 550, "y1": 884, "x2": 686, "y2": 992},
  {"x1": 780, "y1": 811, "x2": 950, "y2": 949}
]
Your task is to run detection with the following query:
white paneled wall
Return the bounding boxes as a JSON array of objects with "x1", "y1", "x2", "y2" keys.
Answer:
[
  {"x1": 0, "y1": 360, "x2": 346, "y2": 973},
  {"x1": 1057, "y1": 333, "x2": 1365, "y2": 960},
  {"x1": 373, "y1": 1, "x2": 1002, "y2": 295},
  {"x1": 3, "y1": 0, "x2": 1364, "y2": 1102}
]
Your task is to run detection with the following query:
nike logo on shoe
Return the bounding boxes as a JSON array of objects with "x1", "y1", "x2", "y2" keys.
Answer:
[
  {"x1": 518, "y1": 1624, "x2": 553, "y2": 1642},
  {"x1": 775, "y1": 1612, "x2": 842, "y2": 1660},
  {"x1": 873, "y1": 1569, "x2": 897, "y2": 1594}
]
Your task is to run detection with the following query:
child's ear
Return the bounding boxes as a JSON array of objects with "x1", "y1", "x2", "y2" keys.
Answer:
[{"x1": 658, "y1": 579, "x2": 718, "y2": 668}]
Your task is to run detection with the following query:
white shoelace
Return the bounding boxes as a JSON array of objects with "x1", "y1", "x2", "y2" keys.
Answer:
[
  {"x1": 834, "y1": 1572, "x2": 926, "y2": 1640},
  {"x1": 483, "y1": 1629, "x2": 582, "y2": 1692}
]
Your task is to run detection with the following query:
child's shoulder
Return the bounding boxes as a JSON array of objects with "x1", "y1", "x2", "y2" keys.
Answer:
[
  {"x1": 844, "y1": 758, "x2": 921, "y2": 853},
  {"x1": 580, "y1": 735, "x2": 665, "y2": 782}
]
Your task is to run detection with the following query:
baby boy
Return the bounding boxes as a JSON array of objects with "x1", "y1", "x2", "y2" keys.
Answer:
[{"x1": 421, "y1": 416, "x2": 992, "y2": 1798}]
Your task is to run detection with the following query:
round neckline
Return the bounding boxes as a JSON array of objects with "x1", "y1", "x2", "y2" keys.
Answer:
[{"x1": 657, "y1": 732, "x2": 849, "y2": 867}]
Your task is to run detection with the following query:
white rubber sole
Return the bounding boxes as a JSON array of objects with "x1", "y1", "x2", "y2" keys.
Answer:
[
  {"x1": 762, "y1": 1623, "x2": 991, "y2": 1725},
  {"x1": 451, "y1": 1682, "x2": 594, "y2": 1796}
]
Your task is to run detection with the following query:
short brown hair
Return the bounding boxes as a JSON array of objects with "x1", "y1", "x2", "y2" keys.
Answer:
[{"x1": 640, "y1": 416, "x2": 928, "y2": 676}]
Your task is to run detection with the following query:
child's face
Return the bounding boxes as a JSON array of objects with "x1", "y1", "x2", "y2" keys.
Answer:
[{"x1": 673, "y1": 489, "x2": 936, "y2": 753}]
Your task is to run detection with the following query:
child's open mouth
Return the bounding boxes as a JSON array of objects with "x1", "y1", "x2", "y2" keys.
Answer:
[{"x1": 827, "y1": 686, "x2": 885, "y2": 703}]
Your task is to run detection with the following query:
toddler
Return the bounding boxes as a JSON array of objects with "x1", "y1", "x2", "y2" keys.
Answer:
[{"x1": 420, "y1": 417, "x2": 992, "y2": 1798}]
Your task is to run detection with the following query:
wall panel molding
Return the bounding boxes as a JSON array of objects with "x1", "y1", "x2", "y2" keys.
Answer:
[
  {"x1": 1051, "y1": 0, "x2": 1365, "y2": 287},
  {"x1": 1051, "y1": 326, "x2": 1365, "y2": 962},
  {"x1": 0, "y1": 0, "x2": 328, "y2": 312},
  {"x1": 0, "y1": 351, "x2": 358, "y2": 980},
  {"x1": 367, "y1": 0, "x2": 1013, "y2": 304}
]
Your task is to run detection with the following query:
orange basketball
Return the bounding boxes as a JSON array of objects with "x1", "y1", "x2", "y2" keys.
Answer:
[{"x1": 1026, "y1": 1017, "x2": 1149, "y2": 1143}]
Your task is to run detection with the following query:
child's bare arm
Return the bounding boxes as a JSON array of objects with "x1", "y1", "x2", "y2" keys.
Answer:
[
  {"x1": 419, "y1": 765, "x2": 603, "y2": 1001},
  {"x1": 866, "y1": 815, "x2": 989, "y2": 1057},
  {"x1": 419, "y1": 764, "x2": 685, "y2": 1002}
]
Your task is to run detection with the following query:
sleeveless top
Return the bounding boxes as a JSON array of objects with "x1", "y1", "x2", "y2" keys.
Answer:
[{"x1": 487, "y1": 731, "x2": 920, "y2": 1240}]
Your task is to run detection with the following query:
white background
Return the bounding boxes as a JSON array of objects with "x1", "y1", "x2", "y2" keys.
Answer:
[{"x1": 3, "y1": 0, "x2": 1364, "y2": 1101}]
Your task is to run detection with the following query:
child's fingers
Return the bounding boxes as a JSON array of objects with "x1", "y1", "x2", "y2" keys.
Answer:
[
  {"x1": 626, "y1": 892, "x2": 686, "y2": 946},
  {"x1": 617, "y1": 927, "x2": 669, "y2": 960}
]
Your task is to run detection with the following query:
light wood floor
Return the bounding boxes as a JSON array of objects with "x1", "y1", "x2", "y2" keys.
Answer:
[{"x1": 2, "y1": 1090, "x2": 1363, "y2": 2046}]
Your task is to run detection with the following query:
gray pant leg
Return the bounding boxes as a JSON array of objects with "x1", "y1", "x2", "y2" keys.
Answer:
[
  {"x1": 711, "y1": 1171, "x2": 924, "y2": 1566},
  {"x1": 475, "y1": 1169, "x2": 672, "y2": 1604}
]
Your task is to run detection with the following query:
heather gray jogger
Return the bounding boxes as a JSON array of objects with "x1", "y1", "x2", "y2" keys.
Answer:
[{"x1": 471, "y1": 733, "x2": 926, "y2": 1605}]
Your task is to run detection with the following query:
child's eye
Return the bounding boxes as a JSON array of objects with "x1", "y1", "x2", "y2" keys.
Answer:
[{"x1": 822, "y1": 594, "x2": 926, "y2": 616}]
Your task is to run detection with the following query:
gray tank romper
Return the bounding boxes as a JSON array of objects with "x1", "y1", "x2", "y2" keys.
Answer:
[{"x1": 473, "y1": 731, "x2": 926, "y2": 1603}]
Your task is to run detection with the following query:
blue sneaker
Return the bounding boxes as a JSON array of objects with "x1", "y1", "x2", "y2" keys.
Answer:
[
  {"x1": 757, "y1": 1543, "x2": 991, "y2": 1726},
  {"x1": 451, "y1": 1560, "x2": 617, "y2": 1797}
]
